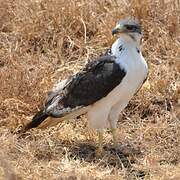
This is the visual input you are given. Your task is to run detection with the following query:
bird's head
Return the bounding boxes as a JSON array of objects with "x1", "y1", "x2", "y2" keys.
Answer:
[{"x1": 112, "y1": 19, "x2": 142, "y2": 43}]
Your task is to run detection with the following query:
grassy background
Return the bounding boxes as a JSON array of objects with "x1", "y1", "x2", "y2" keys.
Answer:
[{"x1": 0, "y1": 0, "x2": 179, "y2": 179}]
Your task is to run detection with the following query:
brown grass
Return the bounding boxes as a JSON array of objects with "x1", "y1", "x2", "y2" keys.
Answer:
[{"x1": 0, "y1": 0, "x2": 179, "y2": 179}]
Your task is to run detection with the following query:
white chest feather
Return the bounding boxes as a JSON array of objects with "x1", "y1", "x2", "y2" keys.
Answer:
[{"x1": 87, "y1": 36, "x2": 148, "y2": 129}]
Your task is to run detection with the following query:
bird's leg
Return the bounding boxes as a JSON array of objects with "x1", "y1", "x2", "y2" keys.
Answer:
[
  {"x1": 111, "y1": 128, "x2": 118, "y2": 149},
  {"x1": 108, "y1": 114, "x2": 118, "y2": 149},
  {"x1": 95, "y1": 130, "x2": 105, "y2": 157}
]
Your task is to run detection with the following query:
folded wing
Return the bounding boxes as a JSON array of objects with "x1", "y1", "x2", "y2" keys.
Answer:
[
  {"x1": 24, "y1": 55, "x2": 126, "y2": 131},
  {"x1": 46, "y1": 55, "x2": 126, "y2": 117}
]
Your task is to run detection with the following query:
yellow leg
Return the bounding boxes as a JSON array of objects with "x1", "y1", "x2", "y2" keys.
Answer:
[
  {"x1": 95, "y1": 130, "x2": 105, "y2": 157},
  {"x1": 111, "y1": 128, "x2": 118, "y2": 148}
]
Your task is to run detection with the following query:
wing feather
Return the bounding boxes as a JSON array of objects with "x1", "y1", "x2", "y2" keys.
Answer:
[{"x1": 46, "y1": 55, "x2": 126, "y2": 117}]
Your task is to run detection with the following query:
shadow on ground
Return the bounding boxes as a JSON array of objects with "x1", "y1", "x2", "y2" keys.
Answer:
[
  {"x1": 69, "y1": 142, "x2": 147, "y2": 178},
  {"x1": 18, "y1": 131, "x2": 148, "y2": 179},
  {"x1": 70, "y1": 143, "x2": 137, "y2": 168}
]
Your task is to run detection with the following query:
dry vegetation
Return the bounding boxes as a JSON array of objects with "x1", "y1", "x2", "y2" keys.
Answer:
[{"x1": 0, "y1": 0, "x2": 179, "y2": 179}]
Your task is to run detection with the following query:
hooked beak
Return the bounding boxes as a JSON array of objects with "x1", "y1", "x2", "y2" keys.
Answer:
[{"x1": 112, "y1": 24, "x2": 125, "y2": 35}]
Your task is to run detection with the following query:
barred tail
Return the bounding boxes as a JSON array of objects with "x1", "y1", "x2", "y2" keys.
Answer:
[{"x1": 24, "y1": 110, "x2": 48, "y2": 131}]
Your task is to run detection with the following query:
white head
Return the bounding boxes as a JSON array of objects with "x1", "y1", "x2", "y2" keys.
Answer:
[{"x1": 112, "y1": 19, "x2": 142, "y2": 45}]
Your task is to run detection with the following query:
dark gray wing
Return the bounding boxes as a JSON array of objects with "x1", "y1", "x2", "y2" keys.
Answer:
[
  {"x1": 61, "y1": 55, "x2": 126, "y2": 108},
  {"x1": 45, "y1": 55, "x2": 126, "y2": 117},
  {"x1": 25, "y1": 55, "x2": 126, "y2": 130}
]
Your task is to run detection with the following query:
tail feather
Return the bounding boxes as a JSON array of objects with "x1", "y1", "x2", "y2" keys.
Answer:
[{"x1": 24, "y1": 110, "x2": 48, "y2": 131}]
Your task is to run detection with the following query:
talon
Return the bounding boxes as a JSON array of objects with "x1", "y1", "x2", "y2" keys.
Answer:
[
  {"x1": 95, "y1": 147, "x2": 105, "y2": 157},
  {"x1": 113, "y1": 142, "x2": 118, "y2": 150}
]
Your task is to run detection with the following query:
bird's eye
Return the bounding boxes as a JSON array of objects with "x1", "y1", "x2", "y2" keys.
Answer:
[{"x1": 126, "y1": 25, "x2": 134, "y2": 30}]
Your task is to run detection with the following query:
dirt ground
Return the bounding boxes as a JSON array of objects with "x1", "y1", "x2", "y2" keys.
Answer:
[{"x1": 0, "y1": 0, "x2": 179, "y2": 179}]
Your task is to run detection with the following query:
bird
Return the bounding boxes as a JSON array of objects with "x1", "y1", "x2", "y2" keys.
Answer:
[{"x1": 24, "y1": 18, "x2": 148, "y2": 156}]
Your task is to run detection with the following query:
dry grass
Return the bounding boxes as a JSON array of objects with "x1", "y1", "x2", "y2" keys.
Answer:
[{"x1": 0, "y1": 0, "x2": 179, "y2": 179}]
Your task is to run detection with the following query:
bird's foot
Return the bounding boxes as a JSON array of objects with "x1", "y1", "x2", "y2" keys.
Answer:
[
  {"x1": 95, "y1": 147, "x2": 105, "y2": 157},
  {"x1": 113, "y1": 142, "x2": 119, "y2": 150}
]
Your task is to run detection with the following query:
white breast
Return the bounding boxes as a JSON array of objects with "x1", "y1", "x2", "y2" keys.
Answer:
[{"x1": 87, "y1": 37, "x2": 148, "y2": 130}]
